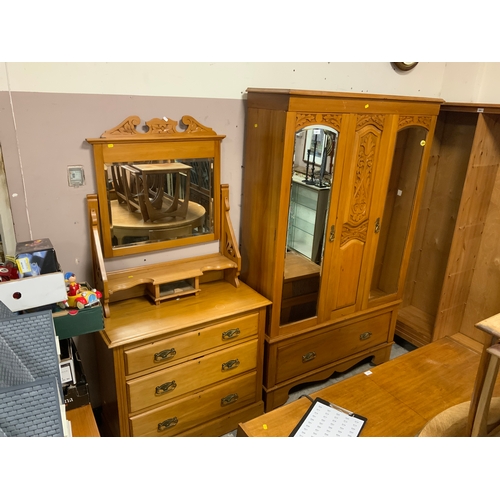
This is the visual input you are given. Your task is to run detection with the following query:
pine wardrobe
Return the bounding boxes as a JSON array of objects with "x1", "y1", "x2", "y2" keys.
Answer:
[{"x1": 240, "y1": 88, "x2": 443, "y2": 410}]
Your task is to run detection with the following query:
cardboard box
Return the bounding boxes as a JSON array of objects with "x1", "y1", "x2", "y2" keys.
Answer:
[
  {"x1": 0, "y1": 272, "x2": 67, "y2": 312},
  {"x1": 16, "y1": 238, "x2": 60, "y2": 278}
]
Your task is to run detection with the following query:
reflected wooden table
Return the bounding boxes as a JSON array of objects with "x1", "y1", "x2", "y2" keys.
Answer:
[
  {"x1": 131, "y1": 162, "x2": 192, "y2": 221},
  {"x1": 110, "y1": 199, "x2": 206, "y2": 244}
]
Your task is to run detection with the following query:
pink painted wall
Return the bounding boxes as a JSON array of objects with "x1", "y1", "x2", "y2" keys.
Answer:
[{"x1": 0, "y1": 91, "x2": 246, "y2": 282}]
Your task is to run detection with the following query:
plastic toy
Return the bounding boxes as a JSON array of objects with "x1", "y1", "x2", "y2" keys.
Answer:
[
  {"x1": 65, "y1": 273, "x2": 80, "y2": 296},
  {"x1": 62, "y1": 273, "x2": 102, "y2": 310},
  {"x1": 0, "y1": 260, "x2": 19, "y2": 282}
]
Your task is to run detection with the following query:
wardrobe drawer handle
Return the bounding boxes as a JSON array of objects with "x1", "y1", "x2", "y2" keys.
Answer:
[
  {"x1": 302, "y1": 351, "x2": 316, "y2": 363},
  {"x1": 155, "y1": 380, "x2": 177, "y2": 395},
  {"x1": 158, "y1": 417, "x2": 178, "y2": 432},
  {"x1": 222, "y1": 328, "x2": 240, "y2": 340},
  {"x1": 221, "y1": 393, "x2": 239, "y2": 406},
  {"x1": 360, "y1": 331, "x2": 372, "y2": 341},
  {"x1": 154, "y1": 348, "x2": 176, "y2": 363},
  {"x1": 222, "y1": 359, "x2": 240, "y2": 371}
]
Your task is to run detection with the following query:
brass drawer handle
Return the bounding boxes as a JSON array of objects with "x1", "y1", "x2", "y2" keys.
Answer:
[
  {"x1": 158, "y1": 417, "x2": 178, "y2": 432},
  {"x1": 302, "y1": 351, "x2": 316, "y2": 363},
  {"x1": 222, "y1": 328, "x2": 241, "y2": 340},
  {"x1": 222, "y1": 359, "x2": 240, "y2": 371},
  {"x1": 154, "y1": 348, "x2": 177, "y2": 363},
  {"x1": 374, "y1": 218, "x2": 381, "y2": 234},
  {"x1": 155, "y1": 380, "x2": 177, "y2": 395},
  {"x1": 360, "y1": 331, "x2": 372, "y2": 341},
  {"x1": 221, "y1": 393, "x2": 239, "y2": 406}
]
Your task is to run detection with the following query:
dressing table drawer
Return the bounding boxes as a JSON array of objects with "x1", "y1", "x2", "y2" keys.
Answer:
[
  {"x1": 124, "y1": 313, "x2": 259, "y2": 375},
  {"x1": 127, "y1": 339, "x2": 258, "y2": 412},
  {"x1": 129, "y1": 371, "x2": 257, "y2": 437}
]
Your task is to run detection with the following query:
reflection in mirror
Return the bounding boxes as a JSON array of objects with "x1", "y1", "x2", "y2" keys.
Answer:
[
  {"x1": 106, "y1": 157, "x2": 213, "y2": 249},
  {"x1": 281, "y1": 125, "x2": 338, "y2": 325},
  {"x1": 370, "y1": 126, "x2": 427, "y2": 300}
]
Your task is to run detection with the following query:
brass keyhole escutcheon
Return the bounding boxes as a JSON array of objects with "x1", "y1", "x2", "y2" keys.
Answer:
[{"x1": 329, "y1": 225, "x2": 336, "y2": 242}]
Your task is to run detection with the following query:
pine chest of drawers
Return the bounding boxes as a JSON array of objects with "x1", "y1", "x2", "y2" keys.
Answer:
[{"x1": 95, "y1": 280, "x2": 270, "y2": 437}]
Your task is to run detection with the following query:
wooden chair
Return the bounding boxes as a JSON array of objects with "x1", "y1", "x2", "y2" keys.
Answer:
[
  {"x1": 132, "y1": 163, "x2": 192, "y2": 222},
  {"x1": 466, "y1": 315, "x2": 500, "y2": 436},
  {"x1": 419, "y1": 313, "x2": 500, "y2": 436}
]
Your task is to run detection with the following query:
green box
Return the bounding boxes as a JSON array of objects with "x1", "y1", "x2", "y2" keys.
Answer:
[{"x1": 53, "y1": 304, "x2": 104, "y2": 340}]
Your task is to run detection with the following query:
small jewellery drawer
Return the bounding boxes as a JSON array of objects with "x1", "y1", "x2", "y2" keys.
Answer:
[
  {"x1": 127, "y1": 339, "x2": 258, "y2": 413},
  {"x1": 124, "y1": 313, "x2": 259, "y2": 375},
  {"x1": 129, "y1": 371, "x2": 257, "y2": 437},
  {"x1": 276, "y1": 312, "x2": 391, "y2": 384}
]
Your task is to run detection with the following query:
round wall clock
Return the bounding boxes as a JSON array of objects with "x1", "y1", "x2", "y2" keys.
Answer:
[{"x1": 392, "y1": 62, "x2": 418, "y2": 71}]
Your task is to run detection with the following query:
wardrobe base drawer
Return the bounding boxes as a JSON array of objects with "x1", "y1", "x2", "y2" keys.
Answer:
[
  {"x1": 129, "y1": 371, "x2": 258, "y2": 437},
  {"x1": 275, "y1": 311, "x2": 392, "y2": 384}
]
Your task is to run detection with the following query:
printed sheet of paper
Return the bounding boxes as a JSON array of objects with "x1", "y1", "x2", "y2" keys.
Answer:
[{"x1": 290, "y1": 398, "x2": 367, "y2": 437}]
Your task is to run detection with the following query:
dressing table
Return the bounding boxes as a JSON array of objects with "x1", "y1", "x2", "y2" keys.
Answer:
[{"x1": 86, "y1": 115, "x2": 270, "y2": 436}]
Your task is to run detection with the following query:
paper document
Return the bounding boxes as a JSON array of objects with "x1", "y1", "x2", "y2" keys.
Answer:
[{"x1": 290, "y1": 397, "x2": 367, "y2": 437}]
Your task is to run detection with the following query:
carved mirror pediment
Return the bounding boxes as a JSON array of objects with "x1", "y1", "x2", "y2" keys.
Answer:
[{"x1": 87, "y1": 115, "x2": 224, "y2": 258}]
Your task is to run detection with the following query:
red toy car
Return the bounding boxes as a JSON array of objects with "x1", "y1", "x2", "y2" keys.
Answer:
[{"x1": 64, "y1": 282, "x2": 102, "y2": 310}]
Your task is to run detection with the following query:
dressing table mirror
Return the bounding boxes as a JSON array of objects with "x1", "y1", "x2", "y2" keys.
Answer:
[
  {"x1": 86, "y1": 115, "x2": 223, "y2": 259},
  {"x1": 86, "y1": 115, "x2": 241, "y2": 317}
]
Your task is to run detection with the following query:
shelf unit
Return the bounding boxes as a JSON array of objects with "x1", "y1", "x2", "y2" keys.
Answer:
[{"x1": 396, "y1": 103, "x2": 500, "y2": 346}]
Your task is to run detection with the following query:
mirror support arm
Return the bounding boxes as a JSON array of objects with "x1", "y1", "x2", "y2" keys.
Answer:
[
  {"x1": 220, "y1": 184, "x2": 241, "y2": 287},
  {"x1": 87, "y1": 194, "x2": 110, "y2": 317}
]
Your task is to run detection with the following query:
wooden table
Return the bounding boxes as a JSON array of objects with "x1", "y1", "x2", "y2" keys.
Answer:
[
  {"x1": 237, "y1": 335, "x2": 500, "y2": 437},
  {"x1": 110, "y1": 199, "x2": 206, "y2": 245},
  {"x1": 66, "y1": 404, "x2": 100, "y2": 437}
]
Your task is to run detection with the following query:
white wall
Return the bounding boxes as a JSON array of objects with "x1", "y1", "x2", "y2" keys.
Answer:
[{"x1": 1, "y1": 62, "x2": 499, "y2": 102}]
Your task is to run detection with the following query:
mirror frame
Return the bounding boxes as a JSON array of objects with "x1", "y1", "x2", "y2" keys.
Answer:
[{"x1": 86, "y1": 115, "x2": 224, "y2": 258}]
